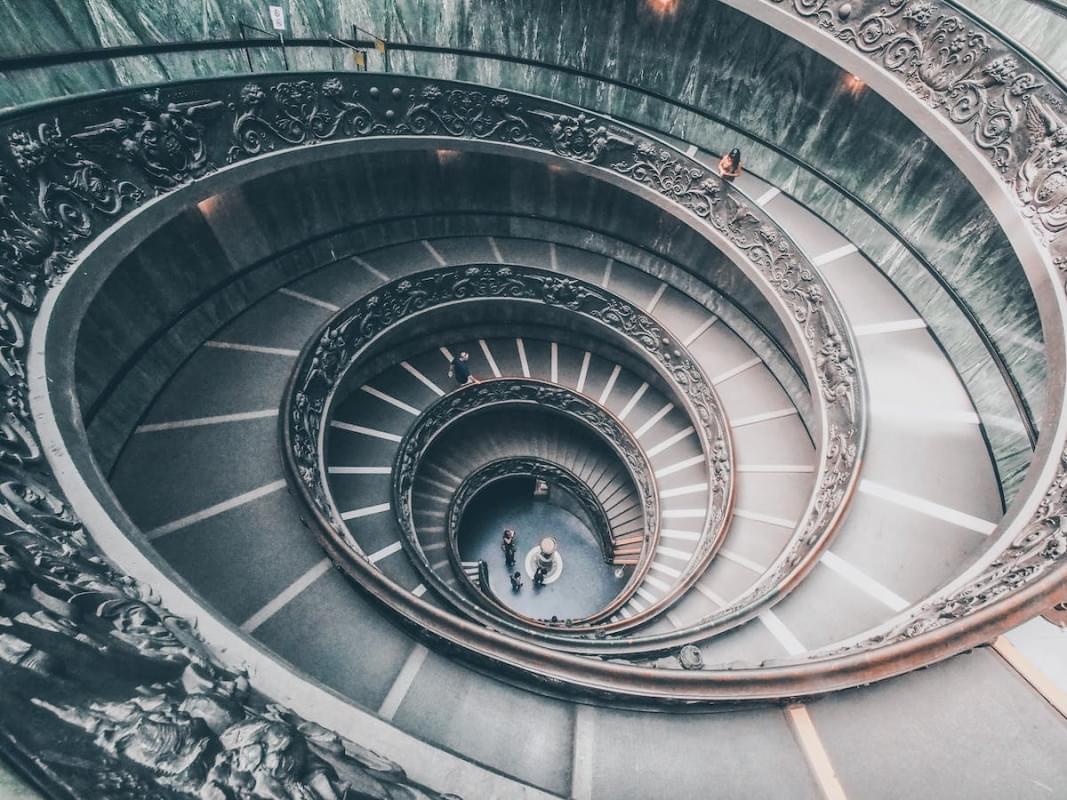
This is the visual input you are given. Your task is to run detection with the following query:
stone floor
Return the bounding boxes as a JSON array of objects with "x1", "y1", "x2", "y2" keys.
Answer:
[{"x1": 458, "y1": 478, "x2": 628, "y2": 619}]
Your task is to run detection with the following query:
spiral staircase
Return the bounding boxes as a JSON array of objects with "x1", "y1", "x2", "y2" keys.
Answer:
[{"x1": 2, "y1": 2, "x2": 1067, "y2": 799}]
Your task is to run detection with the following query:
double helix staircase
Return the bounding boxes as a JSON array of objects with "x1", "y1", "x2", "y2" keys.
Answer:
[
  {"x1": 101, "y1": 209, "x2": 1027, "y2": 793},
  {"x1": 1, "y1": 12, "x2": 1065, "y2": 792}
]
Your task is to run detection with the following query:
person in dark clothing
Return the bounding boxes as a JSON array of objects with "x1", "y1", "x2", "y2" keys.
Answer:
[
  {"x1": 501, "y1": 528, "x2": 517, "y2": 567},
  {"x1": 510, "y1": 571, "x2": 523, "y2": 592},
  {"x1": 448, "y1": 351, "x2": 476, "y2": 386},
  {"x1": 718, "y1": 147, "x2": 742, "y2": 181},
  {"x1": 533, "y1": 566, "x2": 546, "y2": 588}
]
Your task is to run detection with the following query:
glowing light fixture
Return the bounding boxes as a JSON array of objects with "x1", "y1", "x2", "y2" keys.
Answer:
[
  {"x1": 197, "y1": 195, "x2": 219, "y2": 216},
  {"x1": 648, "y1": 0, "x2": 677, "y2": 15},
  {"x1": 843, "y1": 73, "x2": 866, "y2": 97}
]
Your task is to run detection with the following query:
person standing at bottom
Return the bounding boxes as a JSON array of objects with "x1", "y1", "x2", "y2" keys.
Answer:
[
  {"x1": 502, "y1": 528, "x2": 517, "y2": 568},
  {"x1": 448, "y1": 351, "x2": 477, "y2": 386},
  {"x1": 510, "y1": 571, "x2": 523, "y2": 592}
]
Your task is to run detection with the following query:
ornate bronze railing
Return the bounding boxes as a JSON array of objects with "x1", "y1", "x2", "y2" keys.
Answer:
[
  {"x1": 0, "y1": 72, "x2": 860, "y2": 652},
  {"x1": 392, "y1": 379, "x2": 656, "y2": 631},
  {"x1": 5, "y1": 73, "x2": 872, "y2": 796},
  {"x1": 0, "y1": 7, "x2": 1063, "y2": 795},
  {"x1": 0, "y1": 25, "x2": 1037, "y2": 459},
  {"x1": 288, "y1": 262, "x2": 743, "y2": 637}
]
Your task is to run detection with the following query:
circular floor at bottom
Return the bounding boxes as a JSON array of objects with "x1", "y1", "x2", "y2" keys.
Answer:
[{"x1": 458, "y1": 477, "x2": 629, "y2": 620}]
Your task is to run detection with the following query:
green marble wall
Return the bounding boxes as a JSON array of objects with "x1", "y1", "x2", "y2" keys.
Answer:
[
  {"x1": 955, "y1": 0, "x2": 1067, "y2": 78},
  {"x1": 0, "y1": 0, "x2": 1042, "y2": 495}
]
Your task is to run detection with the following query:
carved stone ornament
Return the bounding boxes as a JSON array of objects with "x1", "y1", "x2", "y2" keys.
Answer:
[
  {"x1": 678, "y1": 644, "x2": 705, "y2": 670},
  {"x1": 288, "y1": 264, "x2": 731, "y2": 549},
  {"x1": 0, "y1": 71, "x2": 864, "y2": 793},
  {"x1": 0, "y1": 484, "x2": 455, "y2": 798},
  {"x1": 287, "y1": 261, "x2": 858, "y2": 654},
  {"x1": 767, "y1": 0, "x2": 1067, "y2": 263}
]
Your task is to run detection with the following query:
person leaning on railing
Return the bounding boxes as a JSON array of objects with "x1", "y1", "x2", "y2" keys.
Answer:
[{"x1": 718, "y1": 148, "x2": 742, "y2": 181}]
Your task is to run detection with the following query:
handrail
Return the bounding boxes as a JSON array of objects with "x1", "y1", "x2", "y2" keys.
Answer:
[
  {"x1": 267, "y1": 76, "x2": 863, "y2": 654},
  {"x1": 291, "y1": 256, "x2": 862, "y2": 652},
  {"x1": 16, "y1": 73, "x2": 861, "y2": 696},
  {"x1": 744, "y1": 0, "x2": 1067, "y2": 656},
  {"x1": 0, "y1": 31, "x2": 1037, "y2": 447},
  {"x1": 0, "y1": 11, "x2": 1063, "y2": 796},
  {"x1": 292, "y1": 263, "x2": 730, "y2": 639},
  {"x1": 0, "y1": 35, "x2": 375, "y2": 72}
]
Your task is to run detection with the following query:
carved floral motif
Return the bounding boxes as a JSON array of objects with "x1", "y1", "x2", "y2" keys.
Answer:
[
  {"x1": 289, "y1": 266, "x2": 729, "y2": 547},
  {"x1": 229, "y1": 79, "x2": 542, "y2": 160}
]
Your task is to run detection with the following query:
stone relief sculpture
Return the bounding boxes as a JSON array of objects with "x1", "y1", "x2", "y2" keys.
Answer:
[{"x1": 0, "y1": 484, "x2": 454, "y2": 799}]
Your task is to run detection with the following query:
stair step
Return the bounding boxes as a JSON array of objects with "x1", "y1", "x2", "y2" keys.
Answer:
[
  {"x1": 613, "y1": 532, "x2": 645, "y2": 547},
  {"x1": 605, "y1": 493, "x2": 638, "y2": 514},
  {"x1": 610, "y1": 523, "x2": 645, "y2": 541},
  {"x1": 610, "y1": 510, "x2": 645, "y2": 527}
]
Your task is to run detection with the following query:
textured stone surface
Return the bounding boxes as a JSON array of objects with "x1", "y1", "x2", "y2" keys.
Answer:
[{"x1": 809, "y1": 648, "x2": 1067, "y2": 799}]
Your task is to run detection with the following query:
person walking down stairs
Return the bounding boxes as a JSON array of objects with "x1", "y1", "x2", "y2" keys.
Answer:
[{"x1": 448, "y1": 351, "x2": 477, "y2": 386}]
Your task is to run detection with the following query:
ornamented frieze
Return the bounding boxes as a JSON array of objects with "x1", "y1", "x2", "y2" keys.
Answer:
[{"x1": 0, "y1": 72, "x2": 864, "y2": 793}]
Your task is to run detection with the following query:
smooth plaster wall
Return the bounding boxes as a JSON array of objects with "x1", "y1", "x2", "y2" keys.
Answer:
[{"x1": 2, "y1": 0, "x2": 1042, "y2": 494}]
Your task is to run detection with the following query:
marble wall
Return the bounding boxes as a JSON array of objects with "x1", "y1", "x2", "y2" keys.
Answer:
[
  {"x1": 955, "y1": 0, "x2": 1067, "y2": 78},
  {"x1": 3, "y1": 0, "x2": 1046, "y2": 495}
]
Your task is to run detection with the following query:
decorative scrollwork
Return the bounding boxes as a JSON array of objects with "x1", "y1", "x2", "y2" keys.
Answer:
[
  {"x1": 770, "y1": 0, "x2": 1067, "y2": 258},
  {"x1": 229, "y1": 78, "x2": 542, "y2": 161},
  {"x1": 287, "y1": 263, "x2": 744, "y2": 637},
  {"x1": 289, "y1": 265, "x2": 731, "y2": 544},
  {"x1": 0, "y1": 71, "x2": 865, "y2": 790}
]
